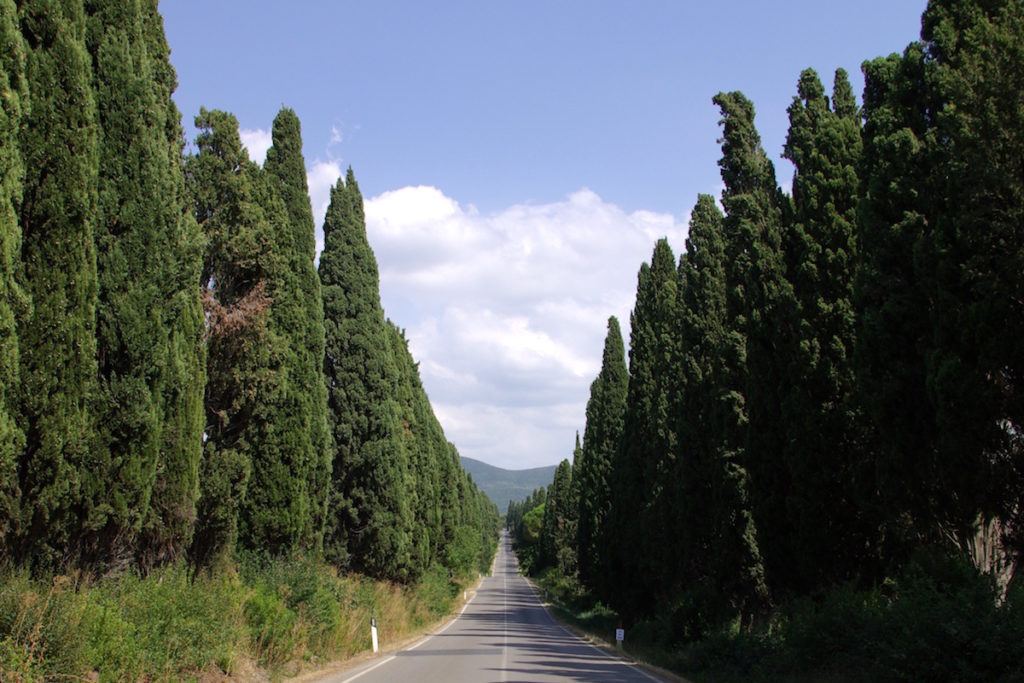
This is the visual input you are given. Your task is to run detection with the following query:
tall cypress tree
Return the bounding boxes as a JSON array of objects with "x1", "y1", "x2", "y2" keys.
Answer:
[
  {"x1": 918, "y1": 0, "x2": 1024, "y2": 570},
  {"x1": 228, "y1": 164, "x2": 317, "y2": 555},
  {"x1": 136, "y1": 0, "x2": 205, "y2": 568},
  {"x1": 263, "y1": 107, "x2": 332, "y2": 550},
  {"x1": 540, "y1": 458, "x2": 572, "y2": 571},
  {"x1": 857, "y1": 1, "x2": 1024, "y2": 572},
  {"x1": 0, "y1": 0, "x2": 26, "y2": 548},
  {"x1": 857, "y1": 46, "x2": 937, "y2": 560},
  {"x1": 186, "y1": 108, "x2": 276, "y2": 569},
  {"x1": 780, "y1": 68, "x2": 877, "y2": 589},
  {"x1": 576, "y1": 317, "x2": 627, "y2": 593},
  {"x1": 83, "y1": 0, "x2": 206, "y2": 568},
  {"x1": 320, "y1": 170, "x2": 415, "y2": 581},
  {"x1": 714, "y1": 91, "x2": 794, "y2": 601},
  {"x1": 676, "y1": 194, "x2": 767, "y2": 631},
  {"x1": 606, "y1": 239, "x2": 679, "y2": 618},
  {"x1": 16, "y1": 0, "x2": 100, "y2": 568}
]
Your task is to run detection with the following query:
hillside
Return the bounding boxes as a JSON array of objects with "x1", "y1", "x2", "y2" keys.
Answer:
[{"x1": 460, "y1": 457, "x2": 556, "y2": 511}]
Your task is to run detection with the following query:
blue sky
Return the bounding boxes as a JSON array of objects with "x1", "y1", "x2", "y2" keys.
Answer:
[{"x1": 163, "y1": 1, "x2": 927, "y2": 469}]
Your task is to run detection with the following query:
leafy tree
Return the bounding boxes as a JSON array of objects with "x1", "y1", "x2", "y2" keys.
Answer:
[
  {"x1": 320, "y1": 170, "x2": 415, "y2": 581},
  {"x1": 0, "y1": 0, "x2": 26, "y2": 550},
  {"x1": 606, "y1": 239, "x2": 679, "y2": 618},
  {"x1": 714, "y1": 91, "x2": 793, "y2": 604},
  {"x1": 83, "y1": 0, "x2": 205, "y2": 569},
  {"x1": 676, "y1": 194, "x2": 767, "y2": 630},
  {"x1": 917, "y1": 0, "x2": 1024, "y2": 572},
  {"x1": 539, "y1": 458, "x2": 572, "y2": 572},
  {"x1": 780, "y1": 68, "x2": 878, "y2": 590},
  {"x1": 16, "y1": 0, "x2": 100, "y2": 568},
  {"x1": 186, "y1": 108, "x2": 276, "y2": 569},
  {"x1": 135, "y1": 0, "x2": 206, "y2": 569},
  {"x1": 575, "y1": 317, "x2": 627, "y2": 593},
  {"x1": 262, "y1": 106, "x2": 332, "y2": 550},
  {"x1": 857, "y1": 0, "x2": 1024, "y2": 576}
]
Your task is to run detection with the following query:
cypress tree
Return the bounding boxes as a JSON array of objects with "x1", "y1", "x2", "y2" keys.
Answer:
[
  {"x1": 230, "y1": 165, "x2": 317, "y2": 555},
  {"x1": 83, "y1": 0, "x2": 205, "y2": 568},
  {"x1": 16, "y1": 0, "x2": 100, "y2": 568},
  {"x1": 606, "y1": 239, "x2": 679, "y2": 618},
  {"x1": 386, "y1": 319, "x2": 435, "y2": 577},
  {"x1": 858, "y1": 1, "x2": 1024, "y2": 571},
  {"x1": 575, "y1": 317, "x2": 627, "y2": 593},
  {"x1": 0, "y1": 0, "x2": 26, "y2": 548},
  {"x1": 320, "y1": 169, "x2": 415, "y2": 581},
  {"x1": 857, "y1": 46, "x2": 936, "y2": 559},
  {"x1": 918, "y1": 0, "x2": 1024, "y2": 569},
  {"x1": 676, "y1": 195, "x2": 767, "y2": 631},
  {"x1": 540, "y1": 458, "x2": 572, "y2": 571},
  {"x1": 780, "y1": 68, "x2": 877, "y2": 589},
  {"x1": 186, "y1": 108, "x2": 275, "y2": 568},
  {"x1": 714, "y1": 91, "x2": 793, "y2": 602},
  {"x1": 263, "y1": 106, "x2": 332, "y2": 550},
  {"x1": 136, "y1": 0, "x2": 205, "y2": 568}
]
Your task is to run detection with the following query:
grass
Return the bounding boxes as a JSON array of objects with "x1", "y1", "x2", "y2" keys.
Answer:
[{"x1": 0, "y1": 555, "x2": 484, "y2": 682}]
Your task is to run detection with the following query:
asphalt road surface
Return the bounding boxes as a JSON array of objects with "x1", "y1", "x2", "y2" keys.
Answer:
[{"x1": 328, "y1": 532, "x2": 663, "y2": 683}]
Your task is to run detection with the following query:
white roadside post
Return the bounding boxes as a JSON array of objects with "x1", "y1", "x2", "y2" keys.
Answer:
[
  {"x1": 371, "y1": 616, "x2": 379, "y2": 654},
  {"x1": 615, "y1": 626, "x2": 625, "y2": 649}
]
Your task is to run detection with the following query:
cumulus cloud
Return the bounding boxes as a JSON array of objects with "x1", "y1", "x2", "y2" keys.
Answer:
[
  {"x1": 360, "y1": 186, "x2": 688, "y2": 469},
  {"x1": 239, "y1": 128, "x2": 272, "y2": 165},
  {"x1": 307, "y1": 160, "x2": 343, "y2": 254}
]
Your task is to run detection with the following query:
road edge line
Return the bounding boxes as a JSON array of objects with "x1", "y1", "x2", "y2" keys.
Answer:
[{"x1": 519, "y1": 574, "x2": 689, "y2": 683}]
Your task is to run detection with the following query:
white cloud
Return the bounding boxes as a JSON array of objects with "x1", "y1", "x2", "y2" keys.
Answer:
[
  {"x1": 239, "y1": 128, "x2": 272, "y2": 165},
  {"x1": 358, "y1": 186, "x2": 688, "y2": 469},
  {"x1": 307, "y1": 160, "x2": 344, "y2": 254}
]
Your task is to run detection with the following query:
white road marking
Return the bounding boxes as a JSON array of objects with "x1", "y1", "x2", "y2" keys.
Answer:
[
  {"x1": 502, "y1": 545, "x2": 509, "y2": 683},
  {"x1": 521, "y1": 575, "x2": 664, "y2": 682},
  {"x1": 337, "y1": 573, "x2": 480, "y2": 677},
  {"x1": 338, "y1": 655, "x2": 396, "y2": 683}
]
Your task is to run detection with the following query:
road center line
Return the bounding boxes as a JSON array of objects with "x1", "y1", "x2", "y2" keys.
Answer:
[{"x1": 502, "y1": 543, "x2": 509, "y2": 682}]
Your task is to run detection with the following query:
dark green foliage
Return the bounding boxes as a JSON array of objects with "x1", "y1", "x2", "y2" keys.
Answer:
[
  {"x1": 83, "y1": 0, "x2": 205, "y2": 569},
  {"x1": 857, "y1": 1, "x2": 1024, "y2": 569},
  {"x1": 676, "y1": 194, "x2": 767, "y2": 631},
  {"x1": 320, "y1": 170, "x2": 415, "y2": 580},
  {"x1": 186, "y1": 108, "x2": 274, "y2": 569},
  {"x1": 857, "y1": 44, "x2": 937, "y2": 558},
  {"x1": 135, "y1": 0, "x2": 205, "y2": 570},
  {"x1": 263, "y1": 107, "x2": 332, "y2": 550},
  {"x1": 713, "y1": 91, "x2": 793, "y2": 604},
  {"x1": 780, "y1": 68, "x2": 878, "y2": 590},
  {"x1": 15, "y1": 0, "x2": 100, "y2": 568},
  {"x1": 236, "y1": 168, "x2": 318, "y2": 555},
  {"x1": 539, "y1": 452, "x2": 575, "y2": 576},
  {"x1": 0, "y1": 0, "x2": 26, "y2": 550},
  {"x1": 575, "y1": 317, "x2": 627, "y2": 593},
  {"x1": 606, "y1": 239, "x2": 680, "y2": 619},
  {"x1": 916, "y1": 0, "x2": 1024, "y2": 561},
  {"x1": 539, "y1": 459, "x2": 573, "y2": 571}
]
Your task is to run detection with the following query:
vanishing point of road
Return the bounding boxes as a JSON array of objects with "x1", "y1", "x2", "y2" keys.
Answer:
[{"x1": 326, "y1": 531, "x2": 664, "y2": 683}]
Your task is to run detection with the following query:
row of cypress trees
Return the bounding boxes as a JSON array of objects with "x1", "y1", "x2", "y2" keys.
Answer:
[
  {"x1": 514, "y1": 0, "x2": 1023, "y2": 631},
  {"x1": 0, "y1": 0, "x2": 497, "y2": 582}
]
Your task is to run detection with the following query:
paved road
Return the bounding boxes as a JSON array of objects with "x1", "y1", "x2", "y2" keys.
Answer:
[{"x1": 328, "y1": 532, "x2": 662, "y2": 683}]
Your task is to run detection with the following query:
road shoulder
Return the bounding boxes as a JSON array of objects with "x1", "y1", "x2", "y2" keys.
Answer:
[
  {"x1": 288, "y1": 573, "x2": 487, "y2": 683},
  {"x1": 519, "y1": 573, "x2": 693, "y2": 683}
]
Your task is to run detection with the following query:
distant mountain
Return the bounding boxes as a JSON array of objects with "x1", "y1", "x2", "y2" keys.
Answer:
[{"x1": 460, "y1": 457, "x2": 557, "y2": 511}]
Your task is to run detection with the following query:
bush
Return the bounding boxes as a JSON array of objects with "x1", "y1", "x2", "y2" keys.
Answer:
[{"x1": 0, "y1": 554, "x2": 476, "y2": 681}]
